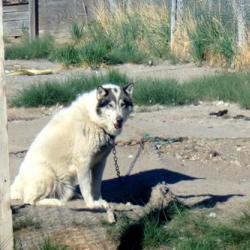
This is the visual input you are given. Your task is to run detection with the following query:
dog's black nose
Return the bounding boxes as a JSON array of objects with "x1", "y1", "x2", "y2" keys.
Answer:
[{"x1": 116, "y1": 117, "x2": 123, "y2": 126}]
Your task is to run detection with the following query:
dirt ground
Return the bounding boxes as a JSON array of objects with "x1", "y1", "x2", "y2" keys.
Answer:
[
  {"x1": 6, "y1": 60, "x2": 250, "y2": 249},
  {"x1": 5, "y1": 59, "x2": 219, "y2": 99}
]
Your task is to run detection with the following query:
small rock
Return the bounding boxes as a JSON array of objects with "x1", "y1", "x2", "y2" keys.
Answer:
[
  {"x1": 148, "y1": 60, "x2": 153, "y2": 66},
  {"x1": 209, "y1": 150, "x2": 220, "y2": 159},
  {"x1": 208, "y1": 212, "x2": 217, "y2": 218}
]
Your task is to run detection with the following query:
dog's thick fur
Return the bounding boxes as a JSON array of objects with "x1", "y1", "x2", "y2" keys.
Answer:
[{"x1": 11, "y1": 84, "x2": 133, "y2": 208}]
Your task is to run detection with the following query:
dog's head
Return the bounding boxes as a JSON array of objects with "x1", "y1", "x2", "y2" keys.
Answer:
[{"x1": 94, "y1": 83, "x2": 134, "y2": 136}]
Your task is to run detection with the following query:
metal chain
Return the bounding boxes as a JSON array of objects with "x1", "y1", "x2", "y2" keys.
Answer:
[
  {"x1": 112, "y1": 137, "x2": 145, "y2": 181},
  {"x1": 126, "y1": 138, "x2": 144, "y2": 176},
  {"x1": 112, "y1": 145, "x2": 121, "y2": 180}
]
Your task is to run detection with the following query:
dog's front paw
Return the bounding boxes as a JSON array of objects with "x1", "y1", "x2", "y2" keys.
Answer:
[
  {"x1": 96, "y1": 199, "x2": 110, "y2": 209},
  {"x1": 86, "y1": 199, "x2": 110, "y2": 209}
]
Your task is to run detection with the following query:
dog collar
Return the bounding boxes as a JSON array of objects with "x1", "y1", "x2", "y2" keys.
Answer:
[{"x1": 101, "y1": 128, "x2": 116, "y2": 146}]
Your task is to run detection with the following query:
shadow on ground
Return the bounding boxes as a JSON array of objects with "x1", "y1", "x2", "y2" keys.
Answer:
[
  {"x1": 102, "y1": 168, "x2": 201, "y2": 205},
  {"x1": 178, "y1": 194, "x2": 245, "y2": 208}
]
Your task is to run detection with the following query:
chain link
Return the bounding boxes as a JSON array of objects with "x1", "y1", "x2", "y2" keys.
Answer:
[
  {"x1": 112, "y1": 137, "x2": 145, "y2": 181},
  {"x1": 112, "y1": 145, "x2": 121, "y2": 180}
]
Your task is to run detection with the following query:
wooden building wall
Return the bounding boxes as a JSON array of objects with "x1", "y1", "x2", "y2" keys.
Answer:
[
  {"x1": 3, "y1": 3, "x2": 29, "y2": 37},
  {"x1": 3, "y1": 0, "x2": 101, "y2": 38},
  {"x1": 38, "y1": 0, "x2": 94, "y2": 38}
]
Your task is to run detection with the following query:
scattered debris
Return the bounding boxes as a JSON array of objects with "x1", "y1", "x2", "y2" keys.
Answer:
[
  {"x1": 6, "y1": 69, "x2": 55, "y2": 76},
  {"x1": 208, "y1": 150, "x2": 220, "y2": 159},
  {"x1": 209, "y1": 109, "x2": 228, "y2": 117},
  {"x1": 158, "y1": 137, "x2": 250, "y2": 166},
  {"x1": 233, "y1": 114, "x2": 250, "y2": 121},
  {"x1": 209, "y1": 111, "x2": 250, "y2": 121},
  {"x1": 116, "y1": 136, "x2": 186, "y2": 147}
]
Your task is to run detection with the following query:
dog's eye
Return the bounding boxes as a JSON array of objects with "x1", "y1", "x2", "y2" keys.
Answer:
[
  {"x1": 120, "y1": 102, "x2": 126, "y2": 108},
  {"x1": 107, "y1": 103, "x2": 114, "y2": 108}
]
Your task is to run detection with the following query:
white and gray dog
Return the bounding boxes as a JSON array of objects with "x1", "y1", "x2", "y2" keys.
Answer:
[{"x1": 11, "y1": 83, "x2": 134, "y2": 208}]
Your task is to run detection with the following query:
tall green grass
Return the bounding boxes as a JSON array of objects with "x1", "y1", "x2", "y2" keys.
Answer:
[
  {"x1": 105, "y1": 201, "x2": 187, "y2": 249},
  {"x1": 5, "y1": 35, "x2": 54, "y2": 60},
  {"x1": 11, "y1": 71, "x2": 128, "y2": 107},
  {"x1": 107, "y1": 203, "x2": 250, "y2": 249},
  {"x1": 188, "y1": 15, "x2": 235, "y2": 65},
  {"x1": 38, "y1": 239, "x2": 68, "y2": 250},
  {"x1": 164, "y1": 211, "x2": 250, "y2": 250},
  {"x1": 11, "y1": 71, "x2": 250, "y2": 109},
  {"x1": 49, "y1": 44, "x2": 81, "y2": 66},
  {"x1": 50, "y1": 2, "x2": 170, "y2": 67}
]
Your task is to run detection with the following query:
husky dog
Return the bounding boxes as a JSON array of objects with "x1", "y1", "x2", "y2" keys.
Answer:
[{"x1": 11, "y1": 83, "x2": 133, "y2": 208}]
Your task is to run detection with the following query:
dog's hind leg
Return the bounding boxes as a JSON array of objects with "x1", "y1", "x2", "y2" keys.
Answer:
[
  {"x1": 52, "y1": 179, "x2": 75, "y2": 202},
  {"x1": 22, "y1": 173, "x2": 55, "y2": 205},
  {"x1": 24, "y1": 183, "x2": 73, "y2": 206},
  {"x1": 10, "y1": 177, "x2": 23, "y2": 201}
]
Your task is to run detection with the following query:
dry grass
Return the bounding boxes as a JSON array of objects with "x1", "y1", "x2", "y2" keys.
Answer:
[
  {"x1": 94, "y1": 1, "x2": 169, "y2": 56},
  {"x1": 206, "y1": 52, "x2": 228, "y2": 68},
  {"x1": 234, "y1": 41, "x2": 250, "y2": 70},
  {"x1": 171, "y1": 12, "x2": 194, "y2": 61},
  {"x1": 172, "y1": 10, "x2": 235, "y2": 67}
]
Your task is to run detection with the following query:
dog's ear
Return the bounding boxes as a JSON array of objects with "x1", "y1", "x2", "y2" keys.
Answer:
[
  {"x1": 96, "y1": 86, "x2": 108, "y2": 100},
  {"x1": 123, "y1": 83, "x2": 134, "y2": 97}
]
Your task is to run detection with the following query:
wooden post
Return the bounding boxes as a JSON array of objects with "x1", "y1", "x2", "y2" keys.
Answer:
[
  {"x1": 0, "y1": 0, "x2": 13, "y2": 249},
  {"x1": 233, "y1": 0, "x2": 248, "y2": 49},
  {"x1": 170, "y1": 0, "x2": 184, "y2": 53},
  {"x1": 170, "y1": 0, "x2": 177, "y2": 52},
  {"x1": 107, "y1": 0, "x2": 117, "y2": 12},
  {"x1": 29, "y1": 0, "x2": 38, "y2": 40}
]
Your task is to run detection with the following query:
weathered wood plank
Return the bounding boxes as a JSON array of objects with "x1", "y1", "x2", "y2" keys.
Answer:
[
  {"x1": 4, "y1": 19, "x2": 29, "y2": 28},
  {"x1": 0, "y1": 0, "x2": 13, "y2": 249},
  {"x1": 3, "y1": 11, "x2": 29, "y2": 21},
  {"x1": 3, "y1": 4, "x2": 28, "y2": 13},
  {"x1": 3, "y1": 19, "x2": 29, "y2": 37},
  {"x1": 38, "y1": 0, "x2": 88, "y2": 36},
  {"x1": 3, "y1": 0, "x2": 28, "y2": 5},
  {"x1": 3, "y1": 28, "x2": 24, "y2": 36},
  {"x1": 29, "y1": 0, "x2": 36, "y2": 39}
]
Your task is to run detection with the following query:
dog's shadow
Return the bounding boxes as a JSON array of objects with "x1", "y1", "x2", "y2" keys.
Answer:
[
  {"x1": 101, "y1": 168, "x2": 200, "y2": 205},
  {"x1": 179, "y1": 194, "x2": 245, "y2": 208}
]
